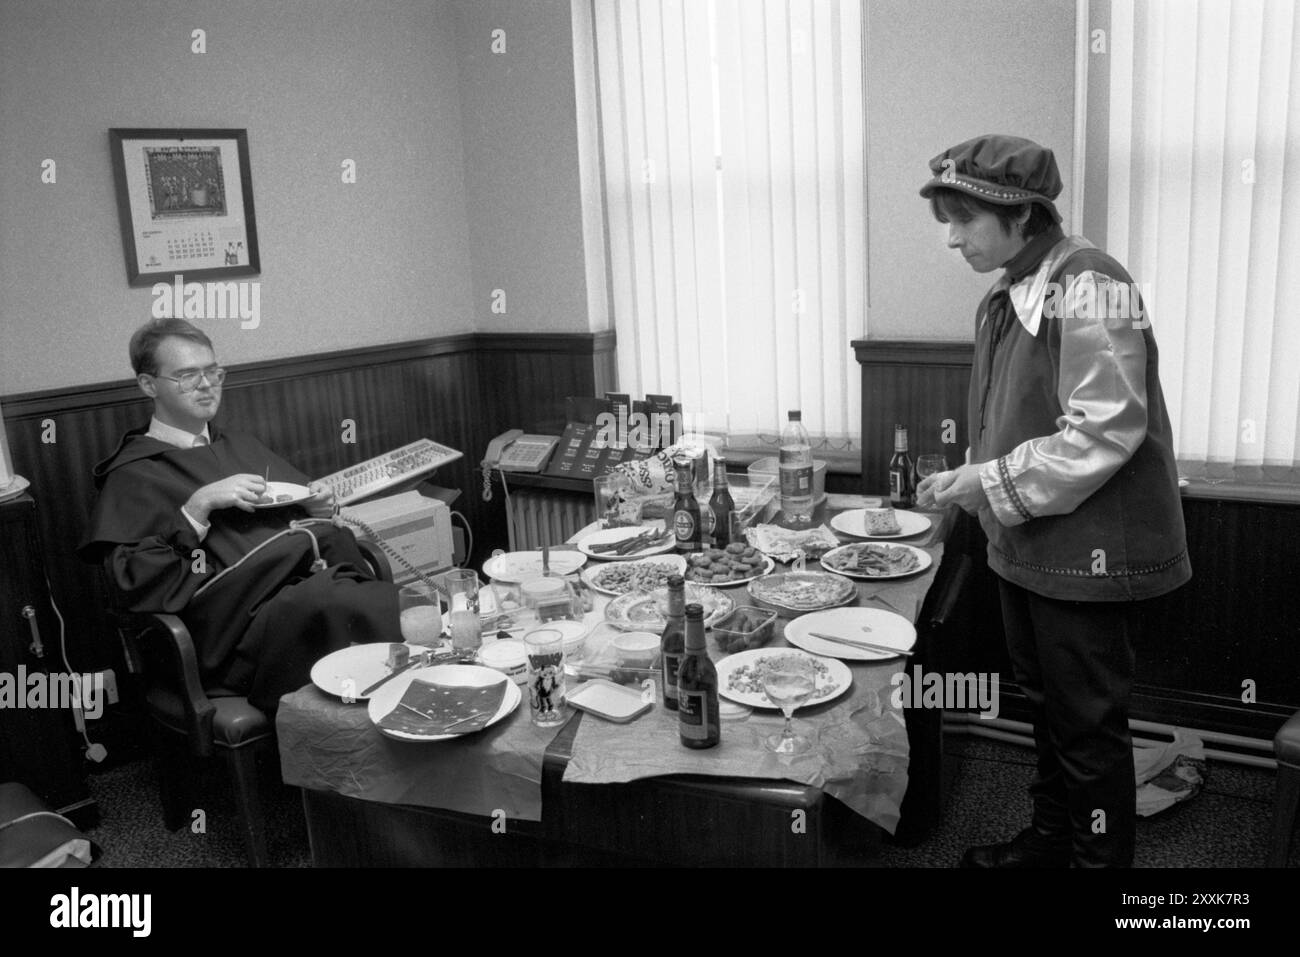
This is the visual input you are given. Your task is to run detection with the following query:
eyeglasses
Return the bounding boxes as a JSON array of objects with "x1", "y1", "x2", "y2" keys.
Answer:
[{"x1": 154, "y1": 365, "x2": 226, "y2": 393}]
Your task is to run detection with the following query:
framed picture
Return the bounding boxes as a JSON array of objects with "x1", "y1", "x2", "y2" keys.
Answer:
[{"x1": 109, "y1": 128, "x2": 260, "y2": 286}]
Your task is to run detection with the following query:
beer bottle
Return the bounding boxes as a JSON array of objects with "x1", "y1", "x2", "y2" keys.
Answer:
[
  {"x1": 659, "y1": 575, "x2": 687, "y2": 711},
  {"x1": 677, "y1": 603, "x2": 720, "y2": 749},
  {"x1": 672, "y1": 455, "x2": 702, "y2": 553},
  {"x1": 888, "y1": 425, "x2": 915, "y2": 508},
  {"x1": 707, "y1": 458, "x2": 735, "y2": 548}
]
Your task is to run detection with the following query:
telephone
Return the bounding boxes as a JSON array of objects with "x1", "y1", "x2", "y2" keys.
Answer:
[{"x1": 481, "y1": 430, "x2": 560, "y2": 501}]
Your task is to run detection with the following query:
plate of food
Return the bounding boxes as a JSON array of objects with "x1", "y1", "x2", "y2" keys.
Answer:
[
  {"x1": 784, "y1": 607, "x2": 917, "y2": 661},
  {"x1": 251, "y1": 481, "x2": 313, "y2": 509},
  {"x1": 747, "y1": 571, "x2": 856, "y2": 614},
  {"x1": 604, "y1": 583, "x2": 734, "y2": 633},
  {"x1": 716, "y1": 648, "x2": 851, "y2": 710},
  {"x1": 829, "y1": 507, "x2": 931, "y2": 539},
  {"x1": 818, "y1": 542, "x2": 932, "y2": 580},
  {"x1": 311, "y1": 642, "x2": 432, "y2": 701},
  {"x1": 577, "y1": 525, "x2": 675, "y2": 560},
  {"x1": 581, "y1": 554, "x2": 687, "y2": 596},
  {"x1": 683, "y1": 545, "x2": 775, "y2": 587},
  {"x1": 367, "y1": 664, "x2": 521, "y2": 741},
  {"x1": 482, "y1": 549, "x2": 587, "y2": 583}
]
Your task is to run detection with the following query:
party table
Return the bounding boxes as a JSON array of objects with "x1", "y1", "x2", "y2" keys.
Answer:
[{"x1": 277, "y1": 505, "x2": 959, "y2": 866}]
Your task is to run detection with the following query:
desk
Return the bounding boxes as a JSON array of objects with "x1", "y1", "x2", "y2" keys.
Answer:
[{"x1": 280, "y1": 507, "x2": 960, "y2": 866}]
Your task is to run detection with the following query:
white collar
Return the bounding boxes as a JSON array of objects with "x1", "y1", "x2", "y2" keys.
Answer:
[
  {"x1": 991, "y1": 235, "x2": 1094, "y2": 337},
  {"x1": 147, "y1": 416, "x2": 212, "y2": 450}
]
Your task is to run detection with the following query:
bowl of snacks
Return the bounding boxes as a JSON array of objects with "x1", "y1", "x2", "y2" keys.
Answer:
[
  {"x1": 711, "y1": 605, "x2": 778, "y2": 655},
  {"x1": 684, "y1": 544, "x2": 774, "y2": 586}
]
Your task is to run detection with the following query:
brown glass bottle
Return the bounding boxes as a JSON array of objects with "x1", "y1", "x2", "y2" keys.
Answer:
[
  {"x1": 659, "y1": 575, "x2": 686, "y2": 711},
  {"x1": 707, "y1": 458, "x2": 735, "y2": 548},
  {"x1": 672, "y1": 455, "x2": 702, "y2": 553},
  {"x1": 677, "y1": 603, "x2": 720, "y2": 749}
]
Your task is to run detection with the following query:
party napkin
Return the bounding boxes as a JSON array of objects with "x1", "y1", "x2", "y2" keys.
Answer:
[{"x1": 377, "y1": 678, "x2": 508, "y2": 736}]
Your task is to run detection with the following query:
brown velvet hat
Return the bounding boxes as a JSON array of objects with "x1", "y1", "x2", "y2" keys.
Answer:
[{"x1": 919, "y1": 134, "x2": 1063, "y2": 223}]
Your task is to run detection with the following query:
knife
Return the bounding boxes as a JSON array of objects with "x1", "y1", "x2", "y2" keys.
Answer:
[
  {"x1": 358, "y1": 649, "x2": 468, "y2": 696},
  {"x1": 808, "y1": 631, "x2": 913, "y2": 657}
]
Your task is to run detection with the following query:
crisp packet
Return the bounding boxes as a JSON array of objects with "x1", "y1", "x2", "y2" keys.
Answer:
[{"x1": 745, "y1": 523, "x2": 840, "y2": 563}]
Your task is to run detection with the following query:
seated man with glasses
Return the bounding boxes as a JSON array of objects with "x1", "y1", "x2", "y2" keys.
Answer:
[{"x1": 80, "y1": 318, "x2": 400, "y2": 713}]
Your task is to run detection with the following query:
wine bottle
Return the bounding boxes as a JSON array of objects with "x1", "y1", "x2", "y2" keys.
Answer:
[
  {"x1": 707, "y1": 458, "x2": 735, "y2": 548},
  {"x1": 672, "y1": 455, "x2": 702, "y2": 553},
  {"x1": 888, "y1": 425, "x2": 915, "y2": 508},
  {"x1": 659, "y1": 575, "x2": 686, "y2": 712},
  {"x1": 677, "y1": 603, "x2": 720, "y2": 749}
]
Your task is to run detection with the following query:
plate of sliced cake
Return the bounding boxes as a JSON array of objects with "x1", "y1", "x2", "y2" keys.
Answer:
[{"x1": 829, "y1": 506, "x2": 931, "y2": 539}]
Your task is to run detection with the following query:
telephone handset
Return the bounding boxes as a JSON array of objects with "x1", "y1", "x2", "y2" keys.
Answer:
[{"x1": 481, "y1": 430, "x2": 560, "y2": 500}]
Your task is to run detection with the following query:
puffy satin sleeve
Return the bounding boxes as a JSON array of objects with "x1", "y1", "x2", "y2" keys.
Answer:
[{"x1": 979, "y1": 271, "x2": 1150, "y2": 527}]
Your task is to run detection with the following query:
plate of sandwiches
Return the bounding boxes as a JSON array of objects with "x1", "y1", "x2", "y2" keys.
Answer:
[
  {"x1": 829, "y1": 506, "x2": 931, "y2": 539},
  {"x1": 818, "y1": 542, "x2": 932, "y2": 580}
]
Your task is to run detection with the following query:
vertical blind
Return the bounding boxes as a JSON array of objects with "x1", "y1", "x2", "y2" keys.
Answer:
[
  {"x1": 1106, "y1": 0, "x2": 1300, "y2": 481},
  {"x1": 575, "y1": 0, "x2": 865, "y2": 443}
]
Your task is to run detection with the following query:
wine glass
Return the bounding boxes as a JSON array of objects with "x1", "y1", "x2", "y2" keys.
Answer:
[
  {"x1": 761, "y1": 654, "x2": 818, "y2": 754},
  {"x1": 916, "y1": 453, "x2": 949, "y2": 480}
]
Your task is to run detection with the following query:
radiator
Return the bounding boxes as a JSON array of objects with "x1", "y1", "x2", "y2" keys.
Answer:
[{"x1": 505, "y1": 487, "x2": 595, "y2": 551}]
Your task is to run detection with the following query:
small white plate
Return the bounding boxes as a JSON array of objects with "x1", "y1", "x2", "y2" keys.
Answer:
[
  {"x1": 785, "y1": 607, "x2": 917, "y2": 661},
  {"x1": 368, "y1": 664, "x2": 521, "y2": 741},
  {"x1": 819, "y1": 542, "x2": 932, "y2": 580},
  {"x1": 716, "y1": 648, "x2": 852, "y2": 710},
  {"x1": 0, "y1": 475, "x2": 31, "y2": 503},
  {"x1": 577, "y1": 524, "x2": 674, "y2": 560},
  {"x1": 251, "y1": 481, "x2": 313, "y2": 509},
  {"x1": 482, "y1": 550, "x2": 587, "y2": 583},
  {"x1": 567, "y1": 678, "x2": 653, "y2": 722},
  {"x1": 310, "y1": 642, "x2": 429, "y2": 701},
  {"x1": 581, "y1": 554, "x2": 687, "y2": 596},
  {"x1": 830, "y1": 508, "x2": 932, "y2": 539}
]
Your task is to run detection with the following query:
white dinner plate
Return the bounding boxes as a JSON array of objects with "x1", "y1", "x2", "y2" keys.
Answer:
[
  {"x1": 0, "y1": 475, "x2": 31, "y2": 503},
  {"x1": 818, "y1": 542, "x2": 933, "y2": 580},
  {"x1": 368, "y1": 664, "x2": 521, "y2": 741},
  {"x1": 715, "y1": 648, "x2": 852, "y2": 710},
  {"x1": 577, "y1": 524, "x2": 674, "y2": 560},
  {"x1": 310, "y1": 642, "x2": 431, "y2": 701},
  {"x1": 784, "y1": 607, "x2": 917, "y2": 661},
  {"x1": 581, "y1": 554, "x2": 687, "y2": 596},
  {"x1": 482, "y1": 549, "x2": 587, "y2": 583},
  {"x1": 251, "y1": 481, "x2": 313, "y2": 509},
  {"x1": 830, "y1": 508, "x2": 932, "y2": 539}
]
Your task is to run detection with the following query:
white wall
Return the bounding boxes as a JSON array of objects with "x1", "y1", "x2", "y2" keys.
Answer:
[
  {"x1": 865, "y1": 0, "x2": 1077, "y2": 339},
  {"x1": 0, "y1": 0, "x2": 475, "y2": 394}
]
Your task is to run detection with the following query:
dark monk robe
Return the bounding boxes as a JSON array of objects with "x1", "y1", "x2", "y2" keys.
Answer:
[{"x1": 80, "y1": 425, "x2": 400, "y2": 712}]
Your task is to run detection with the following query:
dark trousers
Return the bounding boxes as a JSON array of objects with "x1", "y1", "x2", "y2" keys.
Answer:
[{"x1": 997, "y1": 577, "x2": 1141, "y2": 867}]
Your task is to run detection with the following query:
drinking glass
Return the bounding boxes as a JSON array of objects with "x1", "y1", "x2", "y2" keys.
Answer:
[
  {"x1": 523, "y1": 628, "x2": 568, "y2": 727},
  {"x1": 761, "y1": 654, "x2": 818, "y2": 754},
  {"x1": 398, "y1": 583, "x2": 443, "y2": 647},
  {"x1": 594, "y1": 473, "x2": 637, "y2": 528},
  {"x1": 444, "y1": 570, "x2": 482, "y2": 653},
  {"x1": 915, "y1": 454, "x2": 949, "y2": 480}
]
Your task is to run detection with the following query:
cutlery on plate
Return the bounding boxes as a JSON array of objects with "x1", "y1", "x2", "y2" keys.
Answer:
[
  {"x1": 589, "y1": 530, "x2": 650, "y2": 554},
  {"x1": 360, "y1": 649, "x2": 437, "y2": 696},
  {"x1": 807, "y1": 631, "x2": 913, "y2": 657}
]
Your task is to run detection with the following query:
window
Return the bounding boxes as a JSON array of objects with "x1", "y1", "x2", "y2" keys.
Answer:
[
  {"x1": 573, "y1": 0, "x2": 866, "y2": 450},
  {"x1": 1101, "y1": 0, "x2": 1300, "y2": 484}
]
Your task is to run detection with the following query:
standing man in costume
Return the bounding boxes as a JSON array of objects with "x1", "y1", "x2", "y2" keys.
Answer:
[
  {"x1": 916, "y1": 135, "x2": 1191, "y2": 867},
  {"x1": 81, "y1": 318, "x2": 400, "y2": 713}
]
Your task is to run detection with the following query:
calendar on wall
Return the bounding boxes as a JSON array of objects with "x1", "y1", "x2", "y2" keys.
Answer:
[{"x1": 110, "y1": 129, "x2": 261, "y2": 286}]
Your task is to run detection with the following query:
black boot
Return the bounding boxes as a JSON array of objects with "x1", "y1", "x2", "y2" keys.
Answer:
[{"x1": 959, "y1": 827, "x2": 1071, "y2": 868}]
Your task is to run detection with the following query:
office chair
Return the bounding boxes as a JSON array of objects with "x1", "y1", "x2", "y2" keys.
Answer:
[{"x1": 104, "y1": 540, "x2": 393, "y2": 867}]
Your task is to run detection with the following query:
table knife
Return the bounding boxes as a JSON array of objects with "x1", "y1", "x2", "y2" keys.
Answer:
[{"x1": 808, "y1": 631, "x2": 913, "y2": 657}]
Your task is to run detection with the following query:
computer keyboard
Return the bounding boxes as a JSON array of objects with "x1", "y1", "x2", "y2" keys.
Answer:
[{"x1": 315, "y1": 439, "x2": 463, "y2": 505}]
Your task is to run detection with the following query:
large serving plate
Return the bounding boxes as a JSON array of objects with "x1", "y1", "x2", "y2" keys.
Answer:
[
  {"x1": 682, "y1": 545, "x2": 776, "y2": 588},
  {"x1": 829, "y1": 508, "x2": 931, "y2": 539},
  {"x1": 581, "y1": 554, "x2": 687, "y2": 597},
  {"x1": 715, "y1": 648, "x2": 852, "y2": 710},
  {"x1": 746, "y1": 571, "x2": 856, "y2": 614},
  {"x1": 367, "y1": 664, "x2": 520, "y2": 741},
  {"x1": 604, "y1": 583, "x2": 734, "y2": 633},
  {"x1": 482, "y1": 549, "x2": 587, "y2": 583},
  {"x1": 784, "y1": 607, "x2": 917, "y2": 661},
  {"x1": 818, "y1": 542, "x2": 932, "y2": 580}
]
